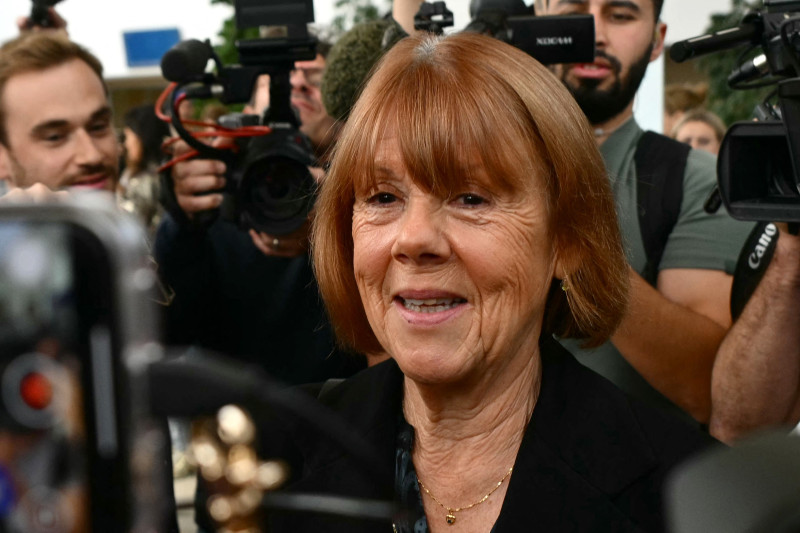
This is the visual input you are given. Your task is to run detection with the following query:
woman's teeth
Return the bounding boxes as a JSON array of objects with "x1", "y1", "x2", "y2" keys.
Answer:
[{"x1": 402, "y1": 297, "x2": 465, "y2": 313}]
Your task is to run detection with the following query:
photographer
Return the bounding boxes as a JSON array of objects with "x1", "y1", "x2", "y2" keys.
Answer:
[
  {"x1": 154, "y1": 40, "x2": 363, "y2": 385},
  {"x1": 710, "y1": 226, "x2": 800, "y2": 443},
  {"x1": 528, "y1": 0, "x2": 756, "y2": 425}
]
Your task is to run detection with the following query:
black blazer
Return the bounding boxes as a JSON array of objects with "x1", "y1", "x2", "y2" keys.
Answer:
[{"x1": 259, "y1": 336, "x2": 718, "y2": 532}]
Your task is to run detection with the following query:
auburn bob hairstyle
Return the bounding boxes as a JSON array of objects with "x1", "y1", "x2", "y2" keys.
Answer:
[{"x1": 312, "y1": 32, "x2": 628, "y2": 355}]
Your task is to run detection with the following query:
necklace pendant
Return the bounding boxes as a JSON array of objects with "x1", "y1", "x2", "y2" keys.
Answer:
[{"x1": 446, "y1": 513, "x2": 456, "y2": 525}]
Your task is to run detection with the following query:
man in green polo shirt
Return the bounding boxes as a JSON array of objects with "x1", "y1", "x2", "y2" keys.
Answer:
[{"x1": 539, "y1": 0, "x2": 754, "y2": 424}]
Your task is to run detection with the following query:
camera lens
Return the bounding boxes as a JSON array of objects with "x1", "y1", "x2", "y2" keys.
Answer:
[{"x1": 239, "y1": 156, "x2": 316, "y2": 235}]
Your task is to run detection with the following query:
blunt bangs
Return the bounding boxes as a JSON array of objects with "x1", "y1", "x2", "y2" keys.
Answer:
[{"x1": 343, "y1": 35, "x2": 553, "y2": 204}]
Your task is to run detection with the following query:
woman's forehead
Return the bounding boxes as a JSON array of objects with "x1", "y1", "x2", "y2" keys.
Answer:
[{"x1": 365, "y1": 133, "x2": 544, "y2": 200}]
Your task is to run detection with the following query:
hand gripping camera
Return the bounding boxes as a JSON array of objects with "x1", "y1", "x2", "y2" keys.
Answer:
[{"x1": 160, "y1": 0, "x2": 317, "y2": 235}]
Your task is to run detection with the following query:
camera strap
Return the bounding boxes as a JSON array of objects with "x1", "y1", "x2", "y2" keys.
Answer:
[
  {"x1": 634, "y1": 131, "x2": 690, "y2": 286},
  {"x1": 730, "y1": 221, "x2": 777, "y2": 320}
]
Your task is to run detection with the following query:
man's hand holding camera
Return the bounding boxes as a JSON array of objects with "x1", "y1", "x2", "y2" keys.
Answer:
[
  {"x1": 710, "y1": 224, "x2": 800, "y2": 443},
  {"x1": 169, "y1": 139, "x2": 320, "y2": 258},
  {"x1": 170, "y1": 139, "x2": 227, "y2": 216}
]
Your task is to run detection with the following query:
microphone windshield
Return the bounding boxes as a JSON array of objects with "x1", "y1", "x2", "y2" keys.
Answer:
[
  {"x1": 161, "y1": 39, "x2": 212, "y2": 83},
  {"x1": 321, "y1": 19, "x2": 407, "y2": 122}
]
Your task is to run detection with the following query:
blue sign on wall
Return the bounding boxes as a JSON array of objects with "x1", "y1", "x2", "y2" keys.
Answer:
[{"x1": 123, "y1": 28, "x2": 181, "y2": 68}]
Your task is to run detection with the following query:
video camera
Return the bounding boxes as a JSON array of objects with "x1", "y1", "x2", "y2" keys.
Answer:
[
  {"x1": 412, "y1": 0, "x2": 595, "y2": 64},
  {"x1": 0, "y1": 198, "x2": 400, "y2": 531},
  {"x1": 461, "y1": 0, "x2": 595, "y2": 65},
  {"x1": 671, "y1": 0, "x2": 800, "y2": 223},
  {"x1": 160, "y1": 0, "x2": 317, "y2": 235}
]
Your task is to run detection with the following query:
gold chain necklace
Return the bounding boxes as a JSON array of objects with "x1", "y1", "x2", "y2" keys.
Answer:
[{"x1": 417, "y1": 466, "x2": 513, "y2": 526}]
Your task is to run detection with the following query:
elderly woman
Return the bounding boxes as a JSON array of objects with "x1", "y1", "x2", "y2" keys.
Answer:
[{"x1": 263, "y1": 32, "x2": 713, "y2": 532}]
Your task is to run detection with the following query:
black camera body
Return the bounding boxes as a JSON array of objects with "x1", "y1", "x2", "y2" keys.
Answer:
[
  {"x1": 160, "y1": 0, "x2": 317, "y2": 235},
  {"x1": 672, "y1": 0, "x2": 800, "y2": 222},
  {"x1": 216, "y1": 111, "x2": 316, "y2": 235},
  {"x1": 462, "y1": 0, "x2": 595, "y2": 65}
]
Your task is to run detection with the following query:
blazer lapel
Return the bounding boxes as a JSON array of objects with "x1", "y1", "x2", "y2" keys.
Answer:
[{"x1": 494, "y1": 338, "x2": 659, "y2": 532}]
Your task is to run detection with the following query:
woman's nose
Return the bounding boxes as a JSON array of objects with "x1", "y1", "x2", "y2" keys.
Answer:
[{"x1": 391, "y1": 198, "x2": 451, "y2": 266}]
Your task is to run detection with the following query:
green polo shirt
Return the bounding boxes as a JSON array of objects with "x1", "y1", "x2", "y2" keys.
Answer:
[{"x1": 560, "y1": 118, "x2": 755, "y2": 422}]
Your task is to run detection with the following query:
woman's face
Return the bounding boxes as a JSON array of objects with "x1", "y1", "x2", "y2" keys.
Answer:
[
  {"x1": 675, "y1": 120, "x2": 721, "y2": 155},
  {"x1": 351, "y1": 136, "x2": 559, "y2": 385}
]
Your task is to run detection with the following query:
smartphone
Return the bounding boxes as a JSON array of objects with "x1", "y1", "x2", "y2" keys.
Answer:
[{"x1": 0, "y1": 194, "x2": 169, "y2": 532}]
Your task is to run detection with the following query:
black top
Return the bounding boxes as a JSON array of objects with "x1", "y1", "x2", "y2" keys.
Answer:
[
  {"x1": 154, "y1": 214, "x2": 364, "y2": 385},
  {"x1": 251, "y1": 336, "x2": 718, "y2": 532}
]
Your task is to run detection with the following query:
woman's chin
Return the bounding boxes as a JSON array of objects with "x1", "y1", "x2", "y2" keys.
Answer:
[{"x1": 392, "y1": 350, "x2": 474, "y2": 387}]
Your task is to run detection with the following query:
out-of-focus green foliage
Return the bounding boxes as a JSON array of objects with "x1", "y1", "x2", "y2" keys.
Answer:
[
  {"x1": 331, "y1": 0, "x2": 388, "y2": 38},
  {"x1": 693, "y1": 0, "x2": 776, "y2": 125},
  {"x1": 210, "y1": 0, "x2": 260, "y2": 66}
]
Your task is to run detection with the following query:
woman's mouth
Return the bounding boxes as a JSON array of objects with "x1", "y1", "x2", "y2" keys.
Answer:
[{"x1": 399, "y1": 297, "x2": 467, "y2": 313}]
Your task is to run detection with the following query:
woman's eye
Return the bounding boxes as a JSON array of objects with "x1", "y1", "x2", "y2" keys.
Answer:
[
  {"x1": 368, "y1": 192, "x2": 397, "y2": 204},
  {"x1": 456, "y1": 193, "x2": 488, "y2": 206}
]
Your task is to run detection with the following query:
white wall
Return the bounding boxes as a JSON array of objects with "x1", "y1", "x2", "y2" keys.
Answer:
[
  {"x1": 1, "y1": 0, "x2": 364, "y2": 79},
  {"x1": 1, "y1": 0, "x2": 736, "y2": 130},
  {"x1": 2, "y1": 0, "x2": 235, "y2": 79},
  {"x1": 1, "y1": 0, "x2": 735, "y2": 75}
]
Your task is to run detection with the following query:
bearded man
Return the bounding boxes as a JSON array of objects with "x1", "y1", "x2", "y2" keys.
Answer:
[{"x1": 540, "y1": 0, "x2": 754, "y2": 425}]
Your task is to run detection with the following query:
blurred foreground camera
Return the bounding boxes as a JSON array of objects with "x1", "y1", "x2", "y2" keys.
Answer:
[
  {"x1": 0, "y1": 198, "x2": 402, "y2": 531},
  {"x1": 0, "y1": 196, "x2": 169, "y2": 533},
  {"x1": 160, "y1": 0, "x2": 317, "y2": 235},
  {"x1": 672, "y1": 0, "x2": 800, "y2": 222}
]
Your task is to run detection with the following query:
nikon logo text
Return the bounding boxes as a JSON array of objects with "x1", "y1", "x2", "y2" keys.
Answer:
[
  {"x1": 748, "y1": 223, "x2": 777, "y2": 269},
  {"x1": 536, "y1": 36, "x2": 573, "y2": 46}
]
